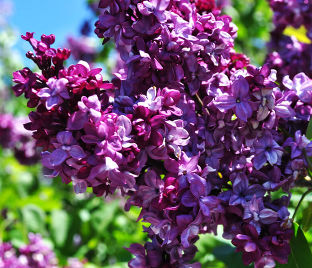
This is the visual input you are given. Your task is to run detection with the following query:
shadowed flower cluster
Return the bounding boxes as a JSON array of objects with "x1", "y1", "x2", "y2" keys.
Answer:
[
  {"x1": 67, "y1": 36, "x2": 98, "y2": 63},
  {"x1": 0, "y1": 113, "x2": 40, "y2": 165},
  {"x1": 269, "y1": 0, "x2": 312, "y2": 39},
  {"x1": 11, "y1": 0, "x2": 312, "y2": 267},
  {"x1": 266, "y1": 0, "x2": 312, "y2": 82}
]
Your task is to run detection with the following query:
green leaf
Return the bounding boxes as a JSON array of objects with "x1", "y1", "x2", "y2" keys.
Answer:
[
  {"x1": 305, "y1": 118, "x2": 312, "y2": 174},
  {"x1": 194, "y1": 234, "x2": 226, "y2": 267},
  {"x1": 102, "y1": 263, "x2": 128, "y2": 268},
  {"x1": 277, "y1": 223, "x2": 312, "y2": 267},
  {"x1": 213, "y1": 244, "x2": 250, "y2": 268},
  {"x1": 302, "y1": 203, "x2": 312, "y2": 232},
  {"x1": 306, "y1": 118, "x2": 312, "y2": 140},
  {"x1": 91, "y1": 200, "x2": 118, "y2": 232},
  {"x1": 21, "y1": 205, "x2": 46, "y2": 233},
  {"x1": 51, "y1": 209, "x2": 70, "y2": 247}
]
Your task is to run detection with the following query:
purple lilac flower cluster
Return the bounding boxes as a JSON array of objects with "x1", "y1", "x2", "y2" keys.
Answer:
[
  {"x1": 266, "y1": 34, "x2": 312, "y2": 82},
  {"x1": 190, "y1": 0, "x2": 230, "y2": 12},
  {"x1": 0, "y1": 113, "x2": 39, "y2": 165},
  {"x1": 269, "y1": 0, "x2": 312, "y2": 39},
  {"x1": 266, "y1": 0, "x2": 312, "y2": 81},
  {"x1": 67, "y1": 36, "x2": 97, "y2": 63},
  {"x1": 0, "y1": 233, "x2": 83, "y2": 268},
  {"x1": 11, "y1": 0, "x2": 312, "y2": 267}
]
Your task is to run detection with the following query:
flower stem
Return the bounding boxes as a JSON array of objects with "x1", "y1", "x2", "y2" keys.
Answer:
[
  {"x1": 292, "y1": 188, "x2": 312, "y2": 220},
  {"x1": 195, "y1": 93, "x2": 210, "y2": 116}
]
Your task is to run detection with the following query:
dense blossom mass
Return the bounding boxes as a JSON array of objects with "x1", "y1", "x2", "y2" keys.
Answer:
[
  {"x1": 0, "y1": 233, "x2": 83, "y2": 268},
  {"x1": 10, "y1": 0, "x2": 312, "y2": 267}
]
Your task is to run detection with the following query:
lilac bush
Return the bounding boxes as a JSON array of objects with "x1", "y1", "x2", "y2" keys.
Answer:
[{"x1": 10, "y1": 0, "x2": 312, "y2": 267}]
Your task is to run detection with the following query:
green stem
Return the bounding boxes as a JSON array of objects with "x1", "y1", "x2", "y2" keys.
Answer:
[
  {"x1": 292, "y1": 188, "x2": 312, "y2": 221},
  {"x1": 195, "y1": 93, "x2": 210, "y2": 116}
]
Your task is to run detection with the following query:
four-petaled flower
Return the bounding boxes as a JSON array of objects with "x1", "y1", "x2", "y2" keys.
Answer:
[
  {"x1": 42, "y1": 131, "x2": 86, "y2": 167},
  {"x1": 37, "y1": 77, "x2": 69, "y2": 109},
  {"x1": 214, "y1": 76, "x2": 253, "y2": 122}
]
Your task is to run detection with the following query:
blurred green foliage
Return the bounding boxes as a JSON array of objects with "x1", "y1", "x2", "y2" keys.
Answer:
[{"x1": 225, "y1": 0, "x2": 273, "y2": 66}]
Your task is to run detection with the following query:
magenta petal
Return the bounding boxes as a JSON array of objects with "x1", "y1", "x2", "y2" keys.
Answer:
[
  {"x1": 169, "y1": 128, "x2": 189, "y2": 141},
  {"x1": 36, "y1": 87, "x2": 52, "y2": 98},
  {"x1": 81, "y1": 134, "x2": 100, "y2": 144},
  {"x1": 259, "y1": 208, "x2": 278, "y2": 224},
  {"x1": 236, "y1": 102, "x2": 252, "y2": 122},
  {"x1": 59, "y1": 89, "x2": 70, "y2": 99},
  {"x1": 98, "y1": 14, "x2": 117, "y2": 28},
  {"x1": 127, "y1": 243, "x2": 146, "y2": 256},
  {"x1": 242, "y1": 252, "x2": 256, "y2": 266},
  {"x1": 152, "y1": 0, "x2": 170, "y2": 11},
  {"x1": 265, "y1": 150, "x2": 278, "y2": 165},
  {"x1": 50, "y1": 149, "x2": 67, "y2": 166},
  {"x1": 73, "y1": 179, "x2": 87, "y2": 194},
  {"x1": 214, "y1": 94, "x2": 236, "y2": 112},
  {"x1": 89, "y1": 68, "x2": 102, "y2": 76},
  {"x1": 67, "y1": 111, "x2": 88, "y2": 130},
  {"x1": 143, "y1": 169, "x2": 159, "y2": 188},
  {"x1": 88, "y1": 164, "x2": 107, "y2": 180},
  {"x1": 116, "y1": 115, "x2": 132, "y2": 136},
  {"x1": 69, "y1": 145, "x2": 86, "y2": 159},
  {"x1": 244, "y1": 242, "x2": 257, "y2": 252},
  {"x1": 152, "y1": 58, "x2": 163, "y2": 70},
  {"x1": 46, "y1": 95, "x2": 62, "y2": 110},
  {"x1": 176, "y1": 215, "x2": 193, "y2": 228},
  {"x1": 41, "y1": 151, "x2": 53, "y2": 168},
  {"x1": 181, "y1": 225, "x2": 199, "y2": 248},
  {"x1": 189, "y1": 175, "x2": 206, "y2": 197},
  {"x1": 236, "y1": 234, "x2": 250, "y2": 240},
  {"x1": 199, "y1": 202, "x2": 210, "y2": 216},
  {"x1": 275, "y1": 105, "x2": 294, "y2": 118},
  {"x1": 181, "y1": 191, "x2": 197, "y2": 207},
  {"x1": 232, "y1": 76, "x2": 249, "y2": 98},
  {"x1": 88, "y1": 158, "x2": 118, "y2": 180},
  {"x1": 57, "y1": 131, "x2": 75, "y2": 145},
  {"x1": 253, "y1": 153, "x2": 267, "y2": 170},
  {"x1": 151, "y1": 130, "x2": 163, "y2": 147},
  {"x1": 164, "y1": 158, "x2": 179, "y2": 173}
]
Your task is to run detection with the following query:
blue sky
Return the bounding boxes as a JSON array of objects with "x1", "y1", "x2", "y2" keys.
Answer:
[{"x1": 9, "y1": 0, "x2": 94, "y2": 56}]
